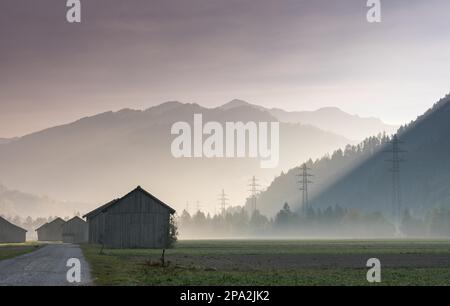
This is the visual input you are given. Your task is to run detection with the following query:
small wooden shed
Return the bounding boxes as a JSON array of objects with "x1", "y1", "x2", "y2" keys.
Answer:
[
  {"x1": 83, "y1": 186, "x2": 176, "y2": 249},
  {"x1": 36, "y1": 217, "x2": 65, "y2": 242},
  {"x1": 0, "y1": 216, "x2": 27, "y2": 243},
  {"x1": 62, "y1": 216, "x2": 88, "y2": 243}
]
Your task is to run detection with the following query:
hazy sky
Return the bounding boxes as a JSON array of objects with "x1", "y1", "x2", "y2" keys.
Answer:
[{"x1": 1, "y1": 0, "x2": 450, "y2": 137}]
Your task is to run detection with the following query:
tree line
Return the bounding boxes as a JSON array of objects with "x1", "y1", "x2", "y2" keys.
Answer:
[{"x1": 177, "y1": 204, "x2": 450, "y2": 239}]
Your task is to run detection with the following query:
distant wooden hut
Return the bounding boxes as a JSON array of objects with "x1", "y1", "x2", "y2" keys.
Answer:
[
  {"x1": 0, "y1": 216, "x2": 27, "y2": 243},
  {"x1": 36, "y1": 217, "x2": 65, "y2": 241},
  {"x1": 62, "y1": 216, "x2": 88, "y2": 243},
  {"x1": 83, "y1": 186, "x2": 176, "y2": 249}
]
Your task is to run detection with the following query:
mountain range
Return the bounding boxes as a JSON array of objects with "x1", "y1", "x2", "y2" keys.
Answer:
[
  {"x1": 253, "y1": 93, "x2": 450, "y2": 218},
  {"x1": 0, "y1": 100, "x2": 395, "y2": 216},
  {"x1": 0, "y1": 183, "x2": 90, "y2": 218},
  {"x1": 221, "y1": 99, "x2": 397, "y2": 141}
]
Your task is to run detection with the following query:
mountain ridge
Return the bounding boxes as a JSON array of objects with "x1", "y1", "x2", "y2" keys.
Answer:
[
  {"x1": 252, "y1": 93, "x2": 450, "y2": 217},
  {"x1": 217, "y1": 99, "x2": 397, "y2": 141},
  {"x1": 0, "y1": 183, "x2": 92, "y2": 218},
  {"x1": 5, "y1": 99, "x2": 395, "y2": 143},
  {"x1": 0, "y1": 100, "x2": 352, "y2": 215}
]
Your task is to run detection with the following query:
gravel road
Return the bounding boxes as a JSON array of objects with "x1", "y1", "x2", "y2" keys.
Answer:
[{"x1": 0, "y1": 244, "x2": 91, "y2": 286}]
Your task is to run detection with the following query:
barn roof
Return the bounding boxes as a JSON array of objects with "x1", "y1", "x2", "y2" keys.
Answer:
[
  {"x1": 83, "y1": 186, "x2": 176, "y2": 219},
  {"x1": 64, "y1": 216, "x2": 87, "y2": 225},
  {"x1": 83, "y1": 198, "x2": 121, "y2": 219},
  {"x1": 0, "y1": 216, "x2": 27, "y2": 232},
  {"x1": 68, "y1": 216, "x2": 86, "y2": 222},
  {"x1": 35, "y1": 217, "x2": 66, "y2": 232}
]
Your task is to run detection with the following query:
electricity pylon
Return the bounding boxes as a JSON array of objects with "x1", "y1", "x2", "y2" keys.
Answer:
[
  {"x1": 196, "y1": 200, "x2": 202, "y2": 213},
  {"x1": 297, "y1": 163, "x2": 313, "y2": 214},
  {"x1": 218, "y1": 189, "x2": 229, "y2": 215},
  {"x1": 385, "y1": 134, "x2": 406, "y2": 233},
  {"x1": 248, "y1": 176, "x2": 260, "y2": 213}
]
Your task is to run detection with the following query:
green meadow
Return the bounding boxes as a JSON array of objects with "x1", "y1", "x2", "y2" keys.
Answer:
[
  {"x1": 81, "y1": 239, "x2": 450, "y2": 286},
  {"x1": 0, "y1": 242, "x2": 42, "y2": 261}
]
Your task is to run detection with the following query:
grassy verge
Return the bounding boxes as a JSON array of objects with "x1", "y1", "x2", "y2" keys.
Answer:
[
  {"x1": 0, "y1": 242, "x2": 42, "y2": 261},
  {"x1": 81, "y1": 240, "x2": 450, "y2": 286}
]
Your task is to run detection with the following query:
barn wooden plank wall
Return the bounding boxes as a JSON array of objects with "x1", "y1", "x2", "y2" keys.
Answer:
[
  {"x1": 36, "y1": 218, "x2": 65, "y2": 242},
  {"x1": 62, "y1": 216, "x2": 88, "y2": 243},
  {"x1": 85, "y1": 186, "x2": 174, "y2": 249}
]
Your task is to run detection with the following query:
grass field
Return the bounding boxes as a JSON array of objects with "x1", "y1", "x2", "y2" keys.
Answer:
[
  {"x1": 81, "y1": 239, "x2": 450, "y2": 286},
  {"x1": 0, "y1": 242, "x2": 42, "y2": 261}
]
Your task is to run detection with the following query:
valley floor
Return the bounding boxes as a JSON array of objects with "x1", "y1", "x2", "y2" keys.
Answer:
[{"x1": 81, "y1": 239, "x2": 450, "y2": 286}]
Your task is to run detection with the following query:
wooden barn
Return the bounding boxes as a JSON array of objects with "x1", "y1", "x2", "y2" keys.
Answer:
[
  {"x1": 83, "y1": 186, "x2": 176, "y2": 249},
  {"x1": 62, "y1": 216, "x2": 88, "y2": 243},
  {"x1": 0, "y1": 216, "x2": 27, "y2": 243},
  {"x1": 36, "y1": 217, "x2": 65, "y2": 241}
]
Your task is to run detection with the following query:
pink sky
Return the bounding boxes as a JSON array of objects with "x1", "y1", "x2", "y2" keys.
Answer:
[{"x1": 1, "y1": 0, "x2": 450, "y2": 137}]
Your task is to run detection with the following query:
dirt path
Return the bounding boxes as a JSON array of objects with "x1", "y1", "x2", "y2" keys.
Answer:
[{"x1": 0, "y1": 244, "x2": 91, "y2": 286}]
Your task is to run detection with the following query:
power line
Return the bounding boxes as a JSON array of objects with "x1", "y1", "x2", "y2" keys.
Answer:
[
  {"x1": 297, "y1": 163, "x2": 314, "y2": 214},
  {"x1": 248, "y1": 176, "x2": 260, "y2": 213},
  {"x1": 385, "y1": 134, "x2": 406, "y2": 232},
  {"x1": 218, "y1": 189, "x2": 229, "y2": 215},
  {"x1": 195, "y1": 200, "x2": 202, "y2": 213}
]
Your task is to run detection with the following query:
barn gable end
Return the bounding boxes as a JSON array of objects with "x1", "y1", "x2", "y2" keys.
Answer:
[
  {"x1": 83, "y1": 186, "x2": 176, "y2": 249},
  {"x1": 36, "y1": 217, "x2": 65, "y2": 242},
  {"x1": 0, "y1": 217, "x2": 27, "y2": 243},
  {"x1": 62, "y1": 216, "x2": 88, "y2": 243}
]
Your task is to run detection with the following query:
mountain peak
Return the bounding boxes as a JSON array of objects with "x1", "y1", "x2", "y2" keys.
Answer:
[
  {"x1": 316, "y1": 106, "x2": 343, "y2": 113},
  {"x1": 146, "y1": 101, "x2": 184, "y2": 113},
  {"x1": 220, "y1": 99, "x2": 254, "y2": 110}
]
